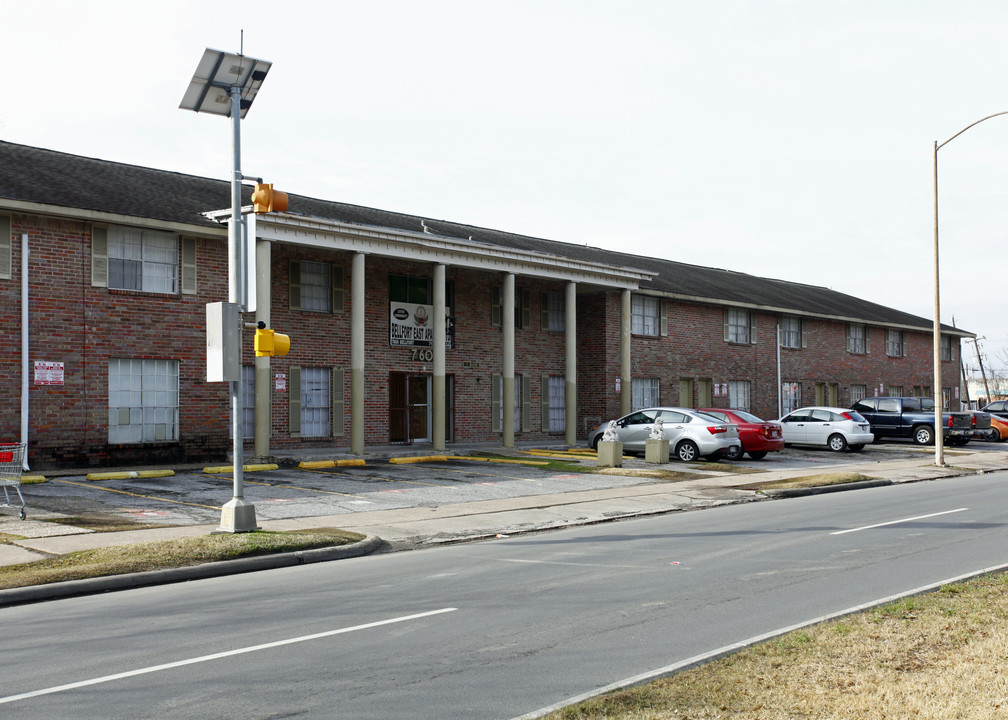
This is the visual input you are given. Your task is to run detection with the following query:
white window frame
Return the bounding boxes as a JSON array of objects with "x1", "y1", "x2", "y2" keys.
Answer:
[
  {"x1": 631, "y1": 378, "x2": 660, "y2": 411},
  {"x1": 847, "y1": 324, "x2": 867, "y2": 354},
  {"x1": 782, "y1": 381, "x2": 801, "y2": 415},
  {"x1": 886, "y1": 329, "x2": 905, "y2": 357},
  {"x1": 242, "y1": 365, "x2": 255, "y2": 440},
  {"x1": 107, "y1": 227, "x2": 178, "y2": 294},
  {"x1": 850, "y1": 384, "x2": 867, "y2": 404},
  {"x1": 108, "y1": 359, "x2": 179, "y2": 444},
  {"x1": 545, "y1": 291, "x2": 565, "y2": 332},
  {"x1": 299, "y1": 260, "x2": 332, "y2": 312},
  {"x1": 728, "y1": 380, "x2": 751, "y2": 412},
  {"x1": 780, "y1": 316, "x2": 802, "y2": 349},
  {"x1": 631, "y1": 295, "x2": 659, "y2": 336},
  {"x1": 301, "y1": 367, "x2": 331, "y2": 437},
  {"x1": 548, "y1": 375, "x2": 566, "y2": 432},
  {"x1": 727, "y1": 308, "x2": 750, "y2": 344},
  {"x1": 940, "y1": 335, "x2": 953, "y2": 362}
]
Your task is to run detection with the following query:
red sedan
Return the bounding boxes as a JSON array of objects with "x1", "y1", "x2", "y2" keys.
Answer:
[{"x1": 697, "y1": 408, "x2": 785, "y2": 460}]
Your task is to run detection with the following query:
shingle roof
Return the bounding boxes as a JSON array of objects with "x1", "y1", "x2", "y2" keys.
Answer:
[{"x1": 0, "y1": 140, "x2": 963, "y2": 334}]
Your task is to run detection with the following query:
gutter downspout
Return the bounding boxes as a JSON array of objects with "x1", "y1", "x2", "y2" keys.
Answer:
[
  {"x1": 21, "y1": 233, "x2": 29, "y2": 470},
  {"x1": 776, "y1": 323, "x2": 782, "y2": 419}
]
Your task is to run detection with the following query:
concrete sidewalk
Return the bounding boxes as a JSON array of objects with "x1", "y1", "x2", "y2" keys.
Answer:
[{"x1": 2, "y1": 447, "x2": 1006, "y2": 605}]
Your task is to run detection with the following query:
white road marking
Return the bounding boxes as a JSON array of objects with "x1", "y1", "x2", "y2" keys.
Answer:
[
  {"x1": 0, "y1": 608, "x2": 457, "y2": 706},
  {"x1": 830, "y1": 507, "x2": 968, "y2": 535}
]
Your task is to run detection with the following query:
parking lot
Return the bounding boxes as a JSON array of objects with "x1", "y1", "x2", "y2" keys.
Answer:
[{"x1": 19, "y1": 439, "x2": 1006, "y2": 527}]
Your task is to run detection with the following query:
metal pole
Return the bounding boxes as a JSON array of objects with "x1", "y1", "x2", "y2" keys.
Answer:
[
  {"x1": 21, "y1": 233, "x2": 29, "y2": 470},
  {"x1": 932, "y1": 140, "x2": 944, "y2": 466},
  {"x1": 931, "y1": 111, "x2": 1008, "y2": 464},
  {"x1": 219, "y1": 83, "x2": 257, "y2": 532}
]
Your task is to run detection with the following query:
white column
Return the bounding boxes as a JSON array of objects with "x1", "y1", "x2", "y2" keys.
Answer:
[
  {"x1": 351, "y1": 252, "x2": 365, "y2": 454},
  {"x1": 620, "y1": 289, "x2": 632, "y2": 416},
  {"x1": 502, "y1": 273, "x2": 515, "y2": 447},
  {"x1": 253, "y1": 238, "x2": 272, "y2": 458},
  {"x1": 432, "y1": 264, "x2": 446, "y2": 451},
  {"x1": 565, "y1": 281, "x2": 577, "y2": 446}
]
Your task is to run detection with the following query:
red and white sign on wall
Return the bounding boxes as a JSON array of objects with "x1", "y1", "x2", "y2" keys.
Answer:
[
  {"x1": 275, "y1": 373, "x2": 287, "y2": 392},
  {"x1": 34, "y1": 361, "x2": 65, "y2": 386}
]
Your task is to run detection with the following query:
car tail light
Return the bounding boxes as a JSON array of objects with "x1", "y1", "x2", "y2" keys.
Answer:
[
  {"x1": 840, "y1": 412, "x2": 856, "y2": 421},
  {"x1": 971, "y1": 415, "x2": 977, "y2": 427},
  {"x1": 706, "y1": 425, "x2": 728, "y2": 435}
]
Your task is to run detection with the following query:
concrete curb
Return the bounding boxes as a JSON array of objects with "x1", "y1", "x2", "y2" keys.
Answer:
[
  {"x1": 762, "y1": 479, "x2": 894, "y2": 498},
  {"x1": 0, "y1": 534, "x2": 384, "y2": 608}
]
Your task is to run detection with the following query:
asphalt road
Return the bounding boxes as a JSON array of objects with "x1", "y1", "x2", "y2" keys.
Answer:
[{"x1": 3, "y1": 470, "x2": 1007, "y2": 719}]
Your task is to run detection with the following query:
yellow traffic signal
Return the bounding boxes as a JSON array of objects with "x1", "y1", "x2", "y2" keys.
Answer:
[
  {"x1": 250, "y1": 183, "x2": 289, "y2": 213},
  {"x1": 254, "y1": 328, "x2": 291, "y2": 357}
]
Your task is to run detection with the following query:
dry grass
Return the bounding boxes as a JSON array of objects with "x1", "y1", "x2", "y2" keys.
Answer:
[
  {"x1": 742, "y1": 473, "x2": 875, "y2": 492},
  {"x1": 0, "y1": 528, "x2": 365, "y2": 590},
  {"x1": 547, "y1": 573, "x2": 1008, "y2": 719}
]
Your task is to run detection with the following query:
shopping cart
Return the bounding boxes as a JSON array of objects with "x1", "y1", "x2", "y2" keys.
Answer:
[{"x1": 0, "y1": 443, "x2": 26, "y2": 520}]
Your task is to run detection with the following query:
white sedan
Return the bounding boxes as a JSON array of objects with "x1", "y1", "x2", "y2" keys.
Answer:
[{"x1": 779, "y1": 406, "x2": 874, "y2": 452}]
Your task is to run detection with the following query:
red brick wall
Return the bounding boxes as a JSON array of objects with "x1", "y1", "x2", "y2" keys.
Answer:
[{"x1": 0, "y1": 212, "x2": 963, "y2": 468}]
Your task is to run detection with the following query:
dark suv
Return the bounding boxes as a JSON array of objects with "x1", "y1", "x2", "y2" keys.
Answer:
[{"x1": 981, "y1": 400, "x2": 1008, "y2": 420}]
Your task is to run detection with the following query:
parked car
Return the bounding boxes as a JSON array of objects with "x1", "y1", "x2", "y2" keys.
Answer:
[
  {"x1": 981, "y1": 400, "x2": 1008, "y2": 420},
  {"x1": 961, "y1": 410, "x2": 993, "y2": 441},
  {"x1": 977, "y1": 412, "x2": 1008, "y2": 442},
  {"x1": 778, "y1": 406, "x2": 874, "y2": 452},
  {"x1": 587, "y1": 407, "x2": 740, "y2": 461},
  {"x1": 697, "y1": 408, "x2": 784, "y2": 460},
  {"x1": 851, "y1": 396, "x2": 973, "y2": 446}
]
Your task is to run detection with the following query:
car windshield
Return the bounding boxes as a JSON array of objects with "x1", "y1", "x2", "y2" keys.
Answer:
[{"x1": 730, "y1": 409, "x2": 764, "y2": 423}]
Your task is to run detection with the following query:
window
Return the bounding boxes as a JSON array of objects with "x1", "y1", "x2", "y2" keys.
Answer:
[
  {"x1": 300, "y1": 368, "x2": 331, "y2": 437},
  {"x1": 494, "y1": 374, "x2": 523, "y2": 432},
  {"x1": 491, "y1": 286, "x2": 531, "y2": 329},
  {"x1": 782, "y1": 381, "x2": 801, "y2": 415},
  {"x1": 105, "y1": 227, "x2": 178, "y2": 293},
  {"x1": 108, "y1": 359, "x2": 179, "y2": 444},
  {"x1": 942, "y1": 387, "x2": 952, "y2": 411},
  {"x1": 850, "y1": 384, "x2": 867, "y2": 404},
  {"x1": 547, "y1": 376, "x2": 566, "y2": 432},
  {"x1": 728, "y1": 380, "x2": 751, "y2": 412},
  {"x1": 846, "y1": 324, "x2": 867, "y2": 354},
  {"x1": 724, "y1": 308, "x2": 753, "y2": 344},
  {"x1": 888, "y1": 385, "x2": 903, "y2": 397},
  {"x1": 632, "y1": 378, "x2": 660, "y2": 410},
  {"x1": 242, "y1": 365, "x2": 255, "y2": 440},
  {"x1": 300, "y1": 261, "x2": 332, "y2": 312},
  {"x1": 0, "y1": 214, "x2": 11, "y2": 280},
  {"x1": 779, "y1": 316, "x2": 803, "y2": 349},
  {"x1": 543, "y1": 291, "x2": 565, "y2": 332},
  {"x1": 941, "y1": 335, "x2": 953, "y2": 362},
  {"x1": 632, "y1": 295, "x2": 659, "y2": 336},
  {"x1": 390, "y1": 274, "x2": 430, "y2": 304},
  {"x1": 886, "y1": 330, "x2": 905, "y2": 357}
]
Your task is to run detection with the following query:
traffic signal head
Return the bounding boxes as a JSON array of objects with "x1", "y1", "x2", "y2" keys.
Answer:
[
  {"x1": 254, "y1": 327, "x2": 291, "y2": 357},
  {"x1": 251, "y1": 183, "x2": 289, "y2": 213}
]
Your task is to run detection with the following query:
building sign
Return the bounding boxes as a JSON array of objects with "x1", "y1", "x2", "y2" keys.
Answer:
[
  {"x1": 275, "y1": 373, "x2": 287, "y2": 392},
  {"x1": 34, "y1": 361, "x2": 64, "y2": 386},
  {"x1": 389, "y1": 302, "x2": 452, "y2": 348}
]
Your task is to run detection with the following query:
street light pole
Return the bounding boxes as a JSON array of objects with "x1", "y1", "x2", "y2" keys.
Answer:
[{"x1": 932, "y1": 111, "x2": 1008, "y2": 466}]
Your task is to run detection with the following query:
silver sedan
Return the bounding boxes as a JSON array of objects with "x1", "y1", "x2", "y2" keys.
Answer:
[{"x1": 588, "y1": 407, "x2": 740, "y2": 461}]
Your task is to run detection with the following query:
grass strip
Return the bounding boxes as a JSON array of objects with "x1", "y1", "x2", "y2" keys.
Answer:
[
  {"x1": 0, "y1": 528, "x2": 364, "y2": 590},
  {"x1": 545, "y1": 572, "x2": 1008, "y2": 720}
]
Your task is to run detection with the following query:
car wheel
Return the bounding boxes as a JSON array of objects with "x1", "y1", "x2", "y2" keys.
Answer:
[
  {"x1": 675, "y1": 440, "x2": 699, "y2": 462},
  {"x1": 994, "y1": 428, "x2": 1004, "y2": 442},
  {"x1": 913, "y1": 425, "x2": 934, "y2": 445},
  {"x1": 724, "y1": 445, "x2": 744, "y2": 461},
  {"x1": 591, "y1": 434, "x2": 601, "y2": 450},
  {"x1": 848, "y1": 443, "x2": 865, "y2": 452},
  {"x1": 828, "y1": 433, "x2": 848, "y2": 452},
  {"x1": 747, "y1": 451, "x2": 767, "y2": 460}
]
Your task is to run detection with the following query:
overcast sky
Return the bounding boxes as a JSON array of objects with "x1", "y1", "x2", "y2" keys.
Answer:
[{"x1": 4, "y1": 0, "x2": 1006, "y2": 376}]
